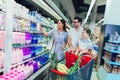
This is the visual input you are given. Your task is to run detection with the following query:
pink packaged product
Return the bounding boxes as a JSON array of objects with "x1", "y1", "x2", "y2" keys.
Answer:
[
  {"x1": 11, "y1": 49, "x2": 17, "y2": 64},
  {"x1": 0, "y1": 50, "x2": 4, "y2": 68},
  {"x1": 0, "y1": 31, "x2": 5, "y2": 49},
  {"x1": 11, "y1": 48, "x2": 23, "y2": 64},
  {"x1": 16, "y1": 48, "x2": 23, "y2": 63},
  {"x1": 0, "y1": 13, "x2": 6, "y2": 29}
]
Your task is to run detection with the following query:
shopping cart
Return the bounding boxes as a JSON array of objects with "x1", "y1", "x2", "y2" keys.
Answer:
[{"x1": 48, "y1": 58, "x2": 94, "y2": 80}]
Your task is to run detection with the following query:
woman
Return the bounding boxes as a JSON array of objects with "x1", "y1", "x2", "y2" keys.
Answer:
[{"x1": 39, "y1": 19, "x2": 68, "y2": 61}]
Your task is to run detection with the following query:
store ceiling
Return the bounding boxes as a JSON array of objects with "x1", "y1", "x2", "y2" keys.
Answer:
[
  {"x1": 72, "y1": 0, "x2": 105, "y2": 13},
  {"x1": 15, "y1": 0, "x2": 106, "y2": 24},
  {"x1": 52, "y1": 0, "x2": 106, "y2": 24}
]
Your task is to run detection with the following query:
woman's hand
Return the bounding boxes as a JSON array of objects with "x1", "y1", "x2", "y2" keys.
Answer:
[
  {"x1": 39, "y1": 24, "x2": 43, "y2": 33},
  {"x1": 61, "y1": 46, "x2": 65, "y2": 50}
]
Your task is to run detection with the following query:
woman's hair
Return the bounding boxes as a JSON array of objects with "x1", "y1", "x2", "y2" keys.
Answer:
[{"x1": 60, "y1": 19, "x2": 67, "y2": 32}]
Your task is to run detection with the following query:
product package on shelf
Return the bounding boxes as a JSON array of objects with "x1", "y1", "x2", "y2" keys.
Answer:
[
  {"x1": 112, "y1": 65, "x2": 120, "y2": 74},
  {"x1": 109, "y1": 35, "x2": 120, "y2": 43},
  {"x1": 11, "y1": 48, "x2": 24, "y2": 64},
  {"x1": 25, "y1": 33, "x2": 31, "y2": 45},
  {"x1": 0, "y1": 31, "x2": 5, "y2": 49},
  {"x1": 22, "y1": 47, "x2": 31, "y2": 60},
  {"x1": 0, "y1": 50, "x2": 4, "y2": 69},
  {"x1": 26, "y1": 60, "x2": 40, "y2": 73},
  {"x1": 104, "y1": 42, "x2": 120, "y2": 52},
  {"x1": 0, "y1": 13, "x2": 6, "y2": 30},
  {"x1": 0, "y1": 52, "x2": 50, "y2": 80},
  {"x1": 14, "y1": 1, "x2": 29, "y2": 19},
  {"x1": 0, "y1": 0, "x2": 6, "y2": 12},
  {"x1": 104, "y1": 51, "x2": 111, "y2": 61},
  {"x1": 12, "y1": 32, "x2": 26, "y2": 47},
  {"x1": 103, "y1": 62, "x2": 112, "y2": 73},
  {"x1": 34, "y1": 54, "x2": 49, "y2": 66},
  {"x1": 30, "y1": 22, "x2": 37, "y2": 31}
]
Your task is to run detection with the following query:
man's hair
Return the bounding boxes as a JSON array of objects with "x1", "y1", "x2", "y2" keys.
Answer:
[
  {"x1": 83, "y1": 28, "x2": 91, "y2": 36},
  {"x1": 74, "y1": 17, "x2": 82, "y2": 23}
]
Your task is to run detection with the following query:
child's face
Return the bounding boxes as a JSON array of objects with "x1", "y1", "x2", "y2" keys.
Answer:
[{"x1": 82, "y1": 30, "x2": 89, "y2": 39}]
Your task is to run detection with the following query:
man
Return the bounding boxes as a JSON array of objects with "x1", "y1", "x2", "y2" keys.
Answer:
[{"x1": 68, "y1": 17, "x2": 83, "y2": 51}]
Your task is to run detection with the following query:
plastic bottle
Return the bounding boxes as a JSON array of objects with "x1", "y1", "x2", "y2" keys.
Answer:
[{"x1": 11, "y1": 49, "x2": 16, "y2": 64}]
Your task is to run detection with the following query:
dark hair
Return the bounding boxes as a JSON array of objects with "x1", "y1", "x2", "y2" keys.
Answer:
[
  {"x1": 60, "y1": 19, "x2": 67, "y2": 32},
  {"x1": 74, "y1": 17, "x2": 82, "y2": 23},
  {"x1": 83, "y1": 28, "x2": 91, "y2": 36}
]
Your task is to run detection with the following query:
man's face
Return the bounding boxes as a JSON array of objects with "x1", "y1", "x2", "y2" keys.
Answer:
[{"x1": 73, "y1": 19, "x2": 79, "y2": 28}]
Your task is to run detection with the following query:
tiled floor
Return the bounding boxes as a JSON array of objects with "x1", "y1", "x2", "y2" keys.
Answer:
[{"x1": 91, "y1": 68, "x2": 99, "y2": 80}]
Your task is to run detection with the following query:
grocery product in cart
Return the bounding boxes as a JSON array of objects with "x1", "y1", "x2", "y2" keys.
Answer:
[
  {"x1": 65, "y1": 50, "x2": 92, "y2": 68},
  {"x1": 48, "y1": 52, "x2": 94, "y2": 80}
]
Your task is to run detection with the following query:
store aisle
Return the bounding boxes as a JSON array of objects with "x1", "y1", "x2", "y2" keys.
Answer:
[{"x1": 91, "y1": 68, "x2": 99, "y2": 80}]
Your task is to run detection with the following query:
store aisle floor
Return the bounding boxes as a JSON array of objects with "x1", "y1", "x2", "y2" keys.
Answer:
[{"x1": 91, "y1": 68, "x2": 99, "y2": 80}]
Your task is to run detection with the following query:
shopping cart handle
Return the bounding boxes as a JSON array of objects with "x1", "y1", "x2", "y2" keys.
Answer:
[{"x1": 50, "y1": 68, "x2": 67, "y2": 76}]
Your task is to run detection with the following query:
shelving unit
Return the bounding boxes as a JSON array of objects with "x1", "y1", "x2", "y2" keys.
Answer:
[
  {"x1": 0, "y1": 0, "x2": 70, "y2": 79},
  {"x1": 0, "y1": 0, "x2": 53, "y2": 80},
  {"x1": 11, "y1": 51, "x2": 47, "y2": 68},
  {"x1": 98, "y1": 66, "x2": 120, "y2": 80},
  {"x1": 104, "y1": 47, "x2": 120, "y2": 54},
  {"x1": 26, "y1": 62, "x2": 50, "y2": 80},
  {"x1": 98, "y1": 34, "x2": 120, "y2": 80},
  {"x1": 102, "y1": 57, "x2": 120, "y2": 66}
]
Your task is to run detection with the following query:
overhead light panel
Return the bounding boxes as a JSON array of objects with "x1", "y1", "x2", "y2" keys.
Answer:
[
  {"x1": 84, "y1": 0, "x2": 97, "y2": 25},
  {"x1": 31, "y1": 0, "x2": 62, "y2": 20},
  {"x1": 95, "y1": 18, "x2": 104, "y2": 25}
]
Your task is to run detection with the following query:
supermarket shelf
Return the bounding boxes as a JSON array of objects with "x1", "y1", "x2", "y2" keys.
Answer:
[
  {"x1": 13, "y1": 43, "x2": 47, "y2": 48},
  {"x1": 0, "y1": 11, "x2": 51, "y2": 28},
  {"x1": 104, "y1": 47, "x2": 120, "y2": 54},
  {"x1": 0, "y1": 29, "x2": 5, "y2": 31},
  {"x1": 26, "y1": 62, "x2": 50, "y2": 80},
  {"x1": 13, "y1": 44, "x2": 32, "y2": 48},
  {"x1": 13, "y1": 30, "x2": 42, "y2": 34},
  {"x1": 40, "y1": 22, "x2": 52, "y2": 28},
  {"x1": 102, "y1": 57, "x2": 120, "y2": 66},
  {"x1": 12, "y1": 51, "x2": 47, "y2": 68},
  {"x1": 40, "y1": 44, "x2": 48, "y2": 47},
  {"x1": 1, "y1": 11, "x2": 37, "y2": 23},
  {"x1": 98, "y1": 66, "x2": 120, "y2": 80},
  {"x1": 0, "y1": 29, "x2": 42, "y2": 34},
  {"x1": 0, "y1": 10, "x2": 6, "y2": 14},
  {"x1": 108, "y1": 40, "x2": 120, "y2": 44},
  {"x1": 14, "y1": 15, "x2": 37, "y2": 23},
  {"x1": 14, "y1": 15, "x2": 52, "y2": 28}
]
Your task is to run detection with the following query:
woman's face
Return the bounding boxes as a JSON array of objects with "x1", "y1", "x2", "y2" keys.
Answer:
[{"x1": 57, "y1": 20, "x2": 64, "y2": 30}]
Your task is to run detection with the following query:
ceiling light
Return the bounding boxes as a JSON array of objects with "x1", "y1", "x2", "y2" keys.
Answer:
[
  {"x1": 95, "y1": 18, "x2": 104, "y2": 25},
  {"x1": 32, "y1": 0, "x2": 62, "y2": 20}
]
